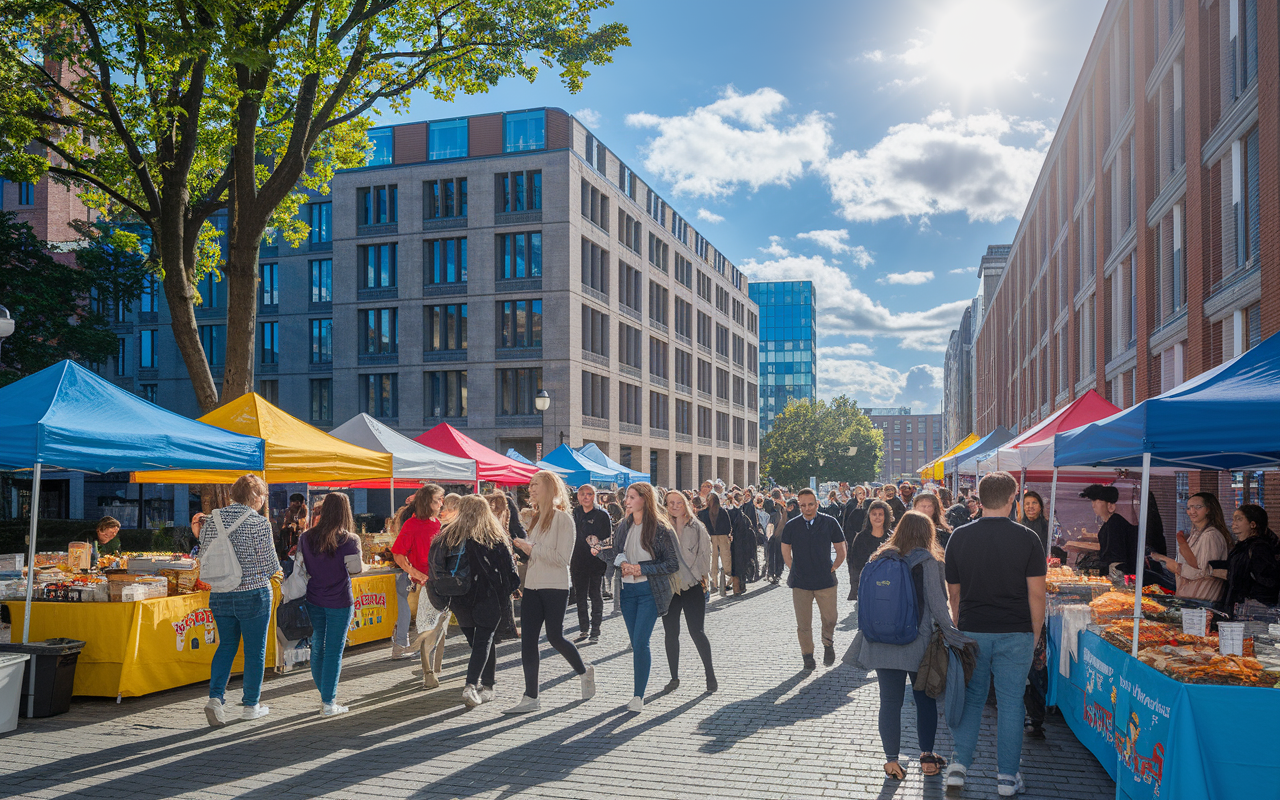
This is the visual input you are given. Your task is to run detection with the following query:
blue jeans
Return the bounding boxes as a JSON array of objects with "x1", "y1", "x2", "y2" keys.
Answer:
[
  {"x1": 950, "y1": 631, "x2": 1036, "y2": 775},
  {"x1": 392, "y1": 571, "x2": 413, "y2": 647},
  {"x1": 209, "y1": 586, "x2": 273, "y2": 706},
  {"x1": 306, "y1": 603, "x2": 354, "y2": 704},
  {"x1": 620, "y1": 582, "x2": 659, "y2": 697},
  {"x1": 876, "y1": 669, "x2": 937, "y2": 760}
]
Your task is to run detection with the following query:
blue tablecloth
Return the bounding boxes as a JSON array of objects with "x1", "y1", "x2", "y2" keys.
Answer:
[{"x1": 1048, "y1": 625, "x2": 1280, "y2": 800}]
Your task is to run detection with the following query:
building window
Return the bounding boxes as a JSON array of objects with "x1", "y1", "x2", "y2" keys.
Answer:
[
  {"x1": 716, "y1": 412, "x2": 730, "y2": 444},
  {"x1": 310, "y1": 259, "x2": 332, "y2": 303},
  {"x1": 715, "y1": 286, "x2": 730, "y2": 315},
  {"x1": 424, "y1": 370, "x2": 467, "y2": 418},
  {"x1": 361, "y1": 243, "x2": 397, "y2": 289},
  {"x1": 309, "y1": 202, "x2": 332, "y2": 243},
  {"x1": 1230, "y1": 0, "x2": 1258, "y2": 101},
  {"x1": 429, "y1": 118, "x2": 468, "y2": 160},
  {"x1": 197, "y1": 271, "x2": 221, "y2": 309},
  {"x1": 674, "y1": 349, "x2": 692, "y2": 389},
  {"x1": 497, "y1": 232, "x2": 542, "y2": 279},
  {"x1": 260, "y1": 321, "x2": 278, "y2": 364},
  {"x1": 309, "y1": 379, "x2": 333, "y2": 423},
  {"x1": 362, "y1": 308, "x2": 398, "y2": 355},
  {"x1": 260, "y1": 262, "x2": 278, "y2": 306},
  {"x1": 139, "y1": 330, "x2": 156, "y2": 369},
  {"x1": 139, "y1": 384, "x2": 157, "y2": 403},
  {"x1": 696, "y1": 311, "x2": 712, "y2": 349},
  {"x1": 16, "y1": 181, "x2": 36, "y2": 206},
  {"x1": 697, "y1": 271, "x2": 712, "y2": 302},
  {"x1": 715, "y1": 324, "x2": 729, "y2": 358},
  {"x1": 257, "y1": 379, "x2": 278, "y2": 405},
  {"x1": 650, "y1": 391, "x2": 669, "y2": 430},
  {"x1": 619, "y1": 262, "x2": 642, "y2": 313},
  {"x1": 139, "y1": 275, "x2": 160, "y2": 313},
  {"x1": 496, "y1": 367, "x2": 543, "y2": 416},
  {"x1": 497, "y1": 299, "x2": 542, "y2": 348},
  {"x1": 579, "y1": 178, "x2": 607, "y2": 228},
  {"x1": 674, "y1": 298, "x2": 692, "y2": 339},
  {"x1": 617, "y1": 210, "x2": 642, "y2": 254},
  {"x1": 581, "y1": 239, "x2": 609, "y2": 295},
  {"x1": 649, "y1": 282, "x2": 668, "y2": 326},
  {"x1": 582, "y1": 371, "x2": 609, "y2": 419},
  {"x1": 501, "y1": 171, "x2": 543, "y2": 213},
  {"x1": 648, "y1": 233, "x2": 669, "y2": 273},
  {"x1": 199, "y1": 324, "x2": 225, "y2": 365},
  {"x1": 366, "y1": 127, "x2": 393, "y2": 166},
  {"x1": 361, "y1": 373, "x2": 398, "y2": 418},
  {"x1": 674, "y1": 255, "x2": 692, "y2": 289},
  {"x1": 582, "y1": 306, "x2": 610, "y2": 357},
  {"x1": 732, "y1": 375, "x2": 744, "y2": 405},
  {"x1": 716, "y1": 368, "x2": 729, "y2": 401},
  {"x1": 697, "y1": 405, "x2": 712, "y2": 438},
  {"x1": 358, "y1": 185, "x2": 398, "y2": 225},
  {"x1": 618, "y1": 163, "x2": 636, "y2": 198},
  {"x1": 619, "y1": 322, "x2": 642, "y2": 369},
  {"x1": 1233, "y1": 126, "x2": 1260, "y2": 270},
  {"x1": 425, "y1": 178, "x2": 467, "y2": 219},
  {"x1": 731, "y1": 334, "x2": 744, "y2": 366},
  {"x1": 748, "y1": 420, "x2": 758, "y2": 448},
  {"x1": 697, "y1": 358, "x2": 712, "y2": 393},
  {"x1": 732, "y1": 416, "x2": 744, "y2": 445},
  {"x1": 115, "y1": 337, "x2": 127, "y2": 376},
  {"x1": 424, "y1": 238, "x2": 467, "y2": 285},
  {"x1": 311, "y1": 319, "x2": 333, "y2": 364},
  {"x1": 649, "y1": 338, "x2": 668, "y2": 380},
  {"x1": 747, "y1": 381, "x2": 757, "y2": 411},
  {"x1": 424, "y1": 304, "x2": 467, "y2": 352},
  {"x1": 503, "y1": 110, "x2": 545, "y2": 152},
  {"x1": 619, "y1": 382, "x2": 642, "y2": 425}
]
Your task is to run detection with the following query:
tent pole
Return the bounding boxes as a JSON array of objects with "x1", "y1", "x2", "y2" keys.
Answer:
[
  {"x1": 1131, "y1": 453, "x2": 1152, "y2": 659},
  {"x1": 22, "y1": 463, "x2": 41, "y2": 645},
  {"x1": 389, "y1": 477, "x2": 394, "y2": 519},
  {"x1": 1047, "y1": 468, "x2": 1059, "y2": 559}
]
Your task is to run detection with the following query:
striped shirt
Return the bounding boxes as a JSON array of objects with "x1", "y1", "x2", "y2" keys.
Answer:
[{"x1": 202, "y1": 503, "x2": 279, "y2": 592}]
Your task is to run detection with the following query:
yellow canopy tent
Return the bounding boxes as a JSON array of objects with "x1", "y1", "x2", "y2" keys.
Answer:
[
  {"x1": 133, "y1": 393, "x2": 392, "y2": 484},
  {"x1": 918, "y1": 432, "x2": 979, "y2": 482}
]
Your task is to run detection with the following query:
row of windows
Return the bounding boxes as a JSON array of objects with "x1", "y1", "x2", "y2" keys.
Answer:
[{"x1": 364, "y1": 110, "x2": 546, "y2": 167}]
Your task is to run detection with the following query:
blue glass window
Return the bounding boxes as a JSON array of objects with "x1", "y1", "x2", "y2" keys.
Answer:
[
  {"x1": 366, "y1": 128, "x2": 394, "y2": 166},
  {"x1": 504, "y1": 110, "x2": 546, "y2": 152},
  {"x1": 429, "y1": 119, "x2": 468, "y2": 160}
]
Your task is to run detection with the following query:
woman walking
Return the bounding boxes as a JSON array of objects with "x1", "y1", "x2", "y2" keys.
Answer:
[
  {"x1": 842, "y1": 486, "x2": 869, "y2": 598},
  {"x1": 698, "y1": 492, "x2": 733, "y2": 597},
  {"x1": 848, "y1": 500, "x2": 894, "y2": 594},
  {"x1": 390, "y1": 484, "x2": 446, "y2": 681},
  {"x1": 911, "y1": 491, "x2": 954, "y2": 550},
  {"x1": 845, "y1": 510, "x2": 971, "y2": 779},
  {"x1": 194, "y1": 475, "x2": 280, "y2": 727},
  {"x1": 438, "y1": 496, "x2": 522, "y2": 708},
  {"x1": 597, "y1": 483, "x2": 679, "y2": 712},
  {"x1": 661, "y1": 490, "x2": 717, "y2": 693},
  {"x1": 505, "y1": 471, "x2": 595, "y2": 714},
  {"x1": 298, "y1": 493, "x2": 364, "y2": 716},
  {"x1": 765, "y1": 493, "x2": 786, "y2": 583}
]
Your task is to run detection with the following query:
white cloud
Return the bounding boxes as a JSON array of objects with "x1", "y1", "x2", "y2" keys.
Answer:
[
  {"x1": 949, "y1": 267, "x2": 972, "y2": 275},
  {"x1": 877, "y1": 270, "x2": 935, "y2": 286},
  {"x1": 819, "y1": 359, "x2": 944, "y2": 414},
  {"x1": 863, "y1": 49, "x2": 885, "y2": 63},
  {"x1": 697, "y1": 208, "x2": 725, "y2": 224},
  {"x1": 818, "y1": 343, "x2": 876, "y2": 358},
  {"x1": 741, "y1": 253, "x2": 967, "y2": 351},
  {"x1": 849, "y1": 246, "x2": 875, "y2": 268},
  {"x1": 796, "y1": 229, "x2": 849, "y2": 253},
  {"x1": 626, "y1": 86, "x2": 830, "y2": 197},
  {"x1": 819, "y1": 109, "x2": 1048, "y2": 223},
  {"x1": 760, "y1": 235, "x2": 791, "y2": 258},
  {"x1": 574, "y1": 108, "x2": 602, "y2": 128}
]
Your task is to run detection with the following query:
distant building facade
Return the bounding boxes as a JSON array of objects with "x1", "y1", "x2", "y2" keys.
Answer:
[
  {"x1": 747, "y1": 280, "x2": 816, "y2": 435},
  {"x1": 864, "y1": 407, "x2": 944, "y2": 486}
]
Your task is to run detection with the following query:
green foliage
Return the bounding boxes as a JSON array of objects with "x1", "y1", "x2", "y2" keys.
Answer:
[
  {"x1": 0, "y1": 212, "x2": 151, "y2": 386},
  {"x1": 761, "y1": 396, "x2": 883, "y2": 488}
]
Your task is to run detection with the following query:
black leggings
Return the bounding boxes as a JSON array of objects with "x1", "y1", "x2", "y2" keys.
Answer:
[
  {"x1": 460, "y1": 625, "x2": 497, "y2": 688},
  {"x1": 662, "y1": 587, "x2": 715, "y2": 682},
  {"x1": 521, "y1": 588, "x2": 586, "y2": 698}
]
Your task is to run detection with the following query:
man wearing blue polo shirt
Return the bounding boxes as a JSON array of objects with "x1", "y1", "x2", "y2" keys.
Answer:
[{"x1": 781, "y1": 488, "x2": 847, "y2": 670}]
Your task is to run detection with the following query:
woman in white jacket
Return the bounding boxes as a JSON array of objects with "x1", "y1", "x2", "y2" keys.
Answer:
[
  {"x1": 661, "y1": 490, "x2": 717, "y2": 693},
  {"x1": 504, "y1": 471, "x2": 596, "y2": 714}
]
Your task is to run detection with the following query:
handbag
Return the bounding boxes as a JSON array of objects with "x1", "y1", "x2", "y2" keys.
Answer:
[
  {"x1": 416, "y1": 582, "x2": 444, "y2": 633},
  {"x1": 914, "y1": 627, "x2": 949, "y2": 699},
  {"x1": 277, "y1": 597, "x2": 314, "y2": 641},
  {"x1": 281, "y1": 550, "x2": 309, "y2": 602}
]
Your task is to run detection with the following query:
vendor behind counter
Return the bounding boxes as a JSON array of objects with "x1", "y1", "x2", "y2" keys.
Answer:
[{"x1": 88, "y1": 516, "x2": 123, "y2": 557}]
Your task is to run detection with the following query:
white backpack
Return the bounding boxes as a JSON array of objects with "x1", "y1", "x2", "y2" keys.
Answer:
[{"x1": 200, "y1": 509, "x2": 254, "y2": 592}]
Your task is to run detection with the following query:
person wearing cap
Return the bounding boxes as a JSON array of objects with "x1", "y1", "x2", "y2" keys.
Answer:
[{"x1": 1081, "y1": 484, "x2": 1140, "y2": 576}]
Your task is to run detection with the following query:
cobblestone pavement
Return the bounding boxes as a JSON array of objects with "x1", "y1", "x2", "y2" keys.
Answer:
[{"x1": 2, "y1": 573, "x2": 1115, "y2": 800}]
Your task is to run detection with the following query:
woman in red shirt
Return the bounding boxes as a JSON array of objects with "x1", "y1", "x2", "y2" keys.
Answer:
[{"x1": 391, "y1": 485, "x2": 444, "y2": 677}]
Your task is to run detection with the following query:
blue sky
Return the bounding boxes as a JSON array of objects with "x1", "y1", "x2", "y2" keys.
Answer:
[{"x1": 393, "y1": 0, "x2": 1108, "y2": 413}]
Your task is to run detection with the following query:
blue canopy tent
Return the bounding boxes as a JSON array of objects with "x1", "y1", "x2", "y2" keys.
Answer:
[
  {"x1": 941, "y1": 426, "x2": 1016, "y2": 495},
  {"x1": 0, "y1": 361, "x2": 266, "y2": 645},
  {"x1": 1053, "y1": 331, "x2": 1280, "y2": 655},
  {"x1": 576, "y1": 443, "x2": 650, "y2": 485},
  {"x1": 504, "y1": 448, "x2": 572, "y2": 478},
  {"x1": 540, "y1": 444, "x2": 625, "y2": 486}
]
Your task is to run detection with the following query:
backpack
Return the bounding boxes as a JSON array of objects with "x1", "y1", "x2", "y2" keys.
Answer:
[
  {"x1": 428, "y1": 538, "x2": 471, "y2": 597},
  {"x1": 857, "y1": 554, "x2": 924, "y2": 645},
  {"x1": 200, "y1": 509, "x2": 254, "y2": 593}
]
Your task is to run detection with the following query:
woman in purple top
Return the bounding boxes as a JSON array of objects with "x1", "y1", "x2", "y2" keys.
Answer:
[{"x1": 298, "y1": 493, "x2": 365, "y2": 716}]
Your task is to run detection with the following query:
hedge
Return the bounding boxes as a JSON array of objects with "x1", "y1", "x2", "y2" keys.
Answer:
[{"x1": 0, "y1": 520, "x2": 189, "y2": 556}]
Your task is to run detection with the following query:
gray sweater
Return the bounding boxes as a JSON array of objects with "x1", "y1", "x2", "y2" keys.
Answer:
[{"x1": 844, "y1": 548, "x2": 971, "y2": 672}]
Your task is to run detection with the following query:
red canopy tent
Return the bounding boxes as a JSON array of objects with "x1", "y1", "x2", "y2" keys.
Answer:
[
  {"x1": 414, "y1": 423, "x2": 538, "y2": 485},
  {"x1": 977, "y1": 389, "x2": 1123, "y2": 483}
]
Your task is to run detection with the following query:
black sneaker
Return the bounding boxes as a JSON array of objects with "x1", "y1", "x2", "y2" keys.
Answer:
[
  {"x1": 706, "y1": 675, "x2": 718, "y2": 693},
  {"x1": 823, "y1": 644, "x2": 836, "y2": 666},
  {"x1": 1025, "y1": 720, "x2": 1046, "y2": 739},
  {"x1": 803, "y1": 654, "x2": 817, "y2": 670},
  {"x1": 589, "y1": 631, "x2": 600, "y2": 643},
  {"x1": 574, "y1": 632, "x2": 589, "y2": 643}
]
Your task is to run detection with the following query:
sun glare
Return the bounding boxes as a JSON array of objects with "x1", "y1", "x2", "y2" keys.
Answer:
[{"x1": 925, "y1": 0, "x2": 1032, "y2": 88}]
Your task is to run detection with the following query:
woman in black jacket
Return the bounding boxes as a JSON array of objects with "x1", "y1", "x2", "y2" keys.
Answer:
[
  {"x1": 841, "y1": 485, "x2": 869, "y2": 599},
  {"x1": 440, "y1": 496, "x2": 521, "y2": 709},
  {"x1": 1217, "y1": 504, "x2": 1280, "y2": 612},
  {"x1": 848, "y1": 500, "x2": 894, "y2": 596}
]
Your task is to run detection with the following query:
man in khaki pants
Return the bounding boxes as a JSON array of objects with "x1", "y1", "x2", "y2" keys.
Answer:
[{"x1": 780, "y1": 488, "x2": 847, "y2": 670}]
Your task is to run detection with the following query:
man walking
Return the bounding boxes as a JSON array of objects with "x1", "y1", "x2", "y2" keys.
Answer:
[
  {"x1": 943, "y1": 471, "x2": 1047, "y2": 796},
  {"x1": 571, "y1": 484, "x2": 611, "y2": 643},
  {"x1": 780, "y1": 488, "x2": 847, "y2": 670}
]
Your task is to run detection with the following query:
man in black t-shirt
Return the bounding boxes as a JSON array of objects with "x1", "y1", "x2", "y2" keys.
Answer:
[
  {"x1": 943, "y1": 472, "x2": 1046, "y2": 795},
  {"x1": 780, "y1": 489, "x2": 847, "y2": 670},
  {"x1": 571, "y1": 485, "x2": 611, "y2": 642}
]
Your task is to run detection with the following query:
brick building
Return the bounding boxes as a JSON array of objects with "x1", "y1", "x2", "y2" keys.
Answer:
[{"x1": 864, "y1": 407, "x2": 944, "y2": 486}]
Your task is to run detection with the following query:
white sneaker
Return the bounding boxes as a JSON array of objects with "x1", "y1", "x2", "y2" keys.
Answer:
[
  {"x1": 581, "y1": 664, "x2": 596, "y2": 700},
  {"x1": 502, "y1": 694, "x2": 540, "y2": 714},
  {"x1": 479, "y1": 686, "x2": 495, "y2": 704},
  {"x1": 944, "y1": 762, "x2": 967, "y2": 791},
  {"x1": 321, "y1": 702, "x2": 349, "y2": 717},
  {"x1": 204, "y1": 697, "x2": 226, "y2": 728},
  {"x1": 241, "y1": 703, "x2": 270, "y2": 721},
  {"x1": 391, "y1": 643, "x2": 414, "y2": 660},
  {"x1": 997, "y1": 772, "x2": 1025, "y2": 796},
  {"x1": 626, "y1": 696, "x2": 644, "y2": 713},
  {"x1": 462, "y1": 684, "x2": 482, "y2": 708}
]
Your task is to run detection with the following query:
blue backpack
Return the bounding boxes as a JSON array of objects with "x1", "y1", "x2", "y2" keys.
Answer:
[{"x1": 857, "y1": 554, "x2": 923, "y2": 645}]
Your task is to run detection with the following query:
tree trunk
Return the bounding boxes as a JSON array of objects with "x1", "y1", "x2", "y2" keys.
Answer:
[
  {"x1": 200, "y1": 484, "x2": 231, "y2": 513},
  {"x1": 222, "y1": 232, "x2": 259, "y2": 403},
  {"x1": 158, "y1": 202, "x2": 220, "y2": 414}
]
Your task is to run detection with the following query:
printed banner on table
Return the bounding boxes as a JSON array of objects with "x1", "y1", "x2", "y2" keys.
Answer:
[{"x1": 345, "y1": 572, "x2": 397, "y2": 646}]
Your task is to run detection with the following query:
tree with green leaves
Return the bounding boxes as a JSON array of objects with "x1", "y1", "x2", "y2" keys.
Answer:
[
  {"x1": 0, "y1": 0, "x2": 627, "y2": 411},
  {"x1": 761, "y1": 396, "x2": 882, "y2": 488},
  {"x1": 0, "y1": 211, "x2": 151, "y2": 385}
]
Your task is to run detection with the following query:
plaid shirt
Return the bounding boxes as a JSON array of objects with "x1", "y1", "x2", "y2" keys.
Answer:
[{"x1": 203, "y1": 503, "x2": 279, "y2": 592}]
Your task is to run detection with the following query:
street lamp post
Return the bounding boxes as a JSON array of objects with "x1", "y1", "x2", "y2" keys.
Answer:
[{"x1": 534, "y1": 390, "x2": 552, "y2": 457}]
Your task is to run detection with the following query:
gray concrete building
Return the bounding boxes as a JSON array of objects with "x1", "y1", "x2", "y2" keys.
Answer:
[{"x1": 942, "y1": 244, "x2": 1009, "y2": 449}]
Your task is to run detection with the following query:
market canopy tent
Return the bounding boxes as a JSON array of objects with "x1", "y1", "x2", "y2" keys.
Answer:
[
  {"x1": 329, "y1": 414, "x2": 476, "y2": 483},
  {"x1": 975, "y1": 390, "x2": 1122, "y2": 481},
  {"x1": 415, "y1": 423, "x2": 538, "y2": 485},
  {"x1": 133, "y1": 393, "x2": 391, "y2": 484},
  {"x1": 540, "y1": 444, "x2": 626, "y2": 486},
  {"x1": 505, "y1": 448, "x2": 573, "y2": 478},
  {"x1": 0, "y1": 361, "x2": 265, "y2": 646},
  {"x1": 945, "y1": 426, "x2": 1016, "y2": 476},
  {"x1": 919, "y1": 433, "x2": 979, "y2": 482},
  {"x1": 576, "y1": 443, "x2": 649, "y2": 485}
]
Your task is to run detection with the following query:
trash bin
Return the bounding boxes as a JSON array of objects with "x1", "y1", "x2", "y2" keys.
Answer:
[
  {"x1": 0, "y1": 653, "x2": 30, "y2": 733},
  {"x1": 0, "y1": 638, "x2": 85, "y2": 718}
]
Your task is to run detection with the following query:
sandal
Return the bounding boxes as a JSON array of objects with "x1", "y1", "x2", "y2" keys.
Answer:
[
  {"x1": 920, "y1": 753, "x2": 947, "y2": 776},
  {"x1": 884, "y1": 760, "x2": 906, "y2": 780}
]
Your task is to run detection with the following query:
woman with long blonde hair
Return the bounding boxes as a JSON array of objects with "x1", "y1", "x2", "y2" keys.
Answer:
[
  {"x1": 661, "y1": 490, "x2": 716, "y2": 692},
  {"x1": 505, "y1": 471, "x2": 595, "y2": 714}
]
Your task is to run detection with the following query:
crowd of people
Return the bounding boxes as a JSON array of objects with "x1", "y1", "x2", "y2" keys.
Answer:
[{"x1": 185, "y1": 467, "x2": 1280, "y2": 797}]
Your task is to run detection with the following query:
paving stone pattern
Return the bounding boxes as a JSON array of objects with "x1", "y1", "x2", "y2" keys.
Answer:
[{"x1": 2, "y1": 572, "x2": 1115, "y2": 800}]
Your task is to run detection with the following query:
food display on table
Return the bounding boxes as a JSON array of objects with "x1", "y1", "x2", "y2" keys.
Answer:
[
  {"x1": 1089, "y1": 590, "x2": 1167, "y2": 621},
  {"x1": 0, "y1": 549, "x2": 202, "y2": 601}
]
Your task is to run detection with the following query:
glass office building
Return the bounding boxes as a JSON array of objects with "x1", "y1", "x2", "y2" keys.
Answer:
[{"x1": 748, "y1": 280, "x2": 817, "y2": 434}]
